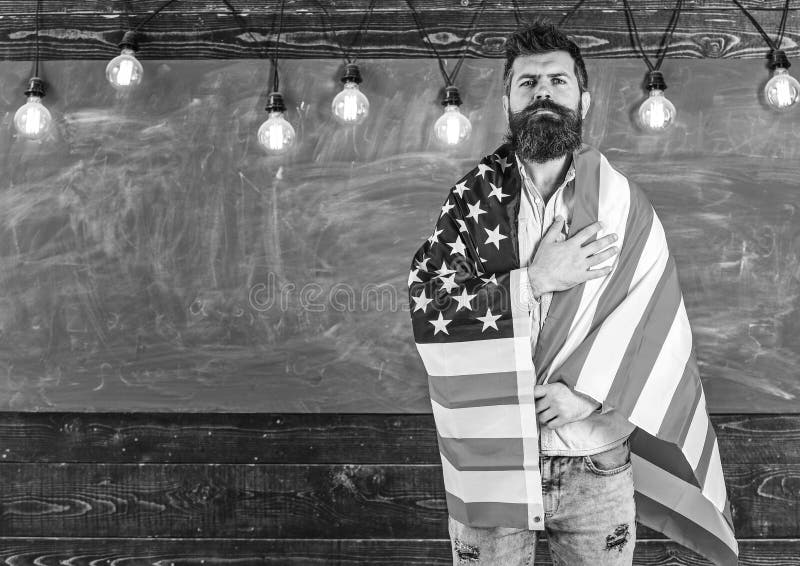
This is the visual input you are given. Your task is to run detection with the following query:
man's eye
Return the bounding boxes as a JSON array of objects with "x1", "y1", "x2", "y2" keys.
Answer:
[
  {"x1": 553, "y1": 78, "x2": 566, "y2": 84},
  {"x1": 522, "y1": 80, "x2": 535, "y2": 87}
]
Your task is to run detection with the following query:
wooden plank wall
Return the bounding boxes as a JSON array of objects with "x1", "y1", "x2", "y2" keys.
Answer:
[{"x1": 0, "y1": 412, "x2": 797, "y2": 564}]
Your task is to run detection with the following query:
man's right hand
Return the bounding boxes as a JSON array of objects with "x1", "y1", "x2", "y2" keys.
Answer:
[{"x1": 527, "y1": 217, "x2": 619, "y2": 297}]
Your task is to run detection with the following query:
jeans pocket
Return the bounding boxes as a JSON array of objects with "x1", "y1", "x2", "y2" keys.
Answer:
[{"x1": 582, "y1": 439, "x2": 632, "y2": 476}]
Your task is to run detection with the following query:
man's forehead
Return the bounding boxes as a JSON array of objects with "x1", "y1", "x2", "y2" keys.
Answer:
[{"x1": 510, "y1": 51, "x2": 575, "y2": 78}]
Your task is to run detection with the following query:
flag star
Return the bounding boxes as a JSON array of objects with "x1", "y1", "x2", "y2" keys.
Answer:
[
  {"x1": 440, "y1": 274, "x2": 459, "y2": 293},
  {"x1": 454, "y1": 288, "x2": 477, "y2": 311},
  {"x1": 456, "y1": 219, "x2": 468, "y2": 233},
  {"x1": 494, "y1": 155, "x2": 512, "y2": 173},
  {"x1": 481, "y1": 274, "x2": 498, "y2": 286},
  {"x1": 416, "y1": 257, "x2": 431, "y2": 271},
  {"x1": 408, "y1": 268, "x2": 422, "y2": 287},
  {"x1": 440, "y1": 200, "x2": 455, "y2": 217},
  {"x1": 476, "y1": 163, "x2": 493, "y2": 179},
  {"x1": 428, "y1": 228, "x2": 443, "y2": 246},
  {"x1": 446, "y1": 236, "x2": 467, "y2": 256},
  {"x1": 476, "y1": 308, "x2": 502, "y2": 332},
  {"x1": 412, "y1": 290, "x2": 434, "y2": 313},
  {"x1": 484, "y1": 224, "x2": 508, "y2": 250},
  {"x1": 488, "y1": 182, "x2": 510, "y2": 202},
  {"x1": 466, "y1": 201, "x2": 487, "y2": 222},
  {"x1": 453, "y1": 181, "x2": 470, "y2": 198},
  {"x1": 435, "y1": 262, "x2": 456, "y2": 278},
  {"x1": 429, "y1": 312, "x2": 452, "y2": 335}
]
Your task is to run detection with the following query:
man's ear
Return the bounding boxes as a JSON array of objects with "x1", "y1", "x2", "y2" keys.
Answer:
[{"x1": 580, "y1": 90, "x2": 591, "y2": 119}]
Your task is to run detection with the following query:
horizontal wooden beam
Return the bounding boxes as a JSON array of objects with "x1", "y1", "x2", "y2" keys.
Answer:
[{"x1": 0, "y1": 1, "x2": 798, "y2": 60}]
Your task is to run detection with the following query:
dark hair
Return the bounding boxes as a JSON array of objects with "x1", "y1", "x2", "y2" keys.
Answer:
[{"x1": 503, "y1": 19, "x2": 589, "y2": 98}]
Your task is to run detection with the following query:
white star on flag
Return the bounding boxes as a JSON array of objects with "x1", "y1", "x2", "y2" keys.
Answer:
[
  {"x1": 484, "y1": 224, "x2": 508, "y2": 250},
  {"x1": 408, "y1": 269, "x2": 422, "y2": 286},
  {"x1": 481, "y1": 274, "x2": 498, "y2": 286},
  {"x1": 435, "y1": 262, "x2": 456, "y2": 278},
  {"x1": 429, "y1": 312, "x2": 452, "y2": 335},
  {"x1": 428, "y1": 228, "x2": 443, "y2": 246},
  {"x1": 440, "y1": 200, "x2": 455, "y2": 217},
  {"x1": 476, "y1": 163, "x2": 493, "y2": 179},
  {"x1": 439, "y1": 274, "x2": 459, "y2": 293},
  {"x1": 466, "y1": 201, "x2": 487, "y2": 222},
  {"x1": 456, "y1": 219, "x2": 468, "y2": 233},
  {"x1": 476, "y1": 308, "x2": 502, "y2": 331},
  {"x1": 412, "y1": 290, "x2": 434, "y2": 313},
  {"x1": 494, "y1": 155, "x2": 512, "y2": 172},
  {"x1": 453, "y1": 181, "x2": 470, "y2": 198},
  {"x1": 454, "y1": 288, "x2": 477, "y2": 311},
  {"x1": 416, "y1": 257, "x2": 431, "y2": 271},
  {"x1": 446, "y1": 236, "x2": 467, "y2": 256},
  {"x1": 488, "y1": 183, "x2": 510, "y2": 202}
]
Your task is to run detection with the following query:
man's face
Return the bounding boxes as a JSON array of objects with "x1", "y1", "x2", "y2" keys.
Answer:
[{"x1": 502, "y1": 51, "x2": 591, "y2": 163}]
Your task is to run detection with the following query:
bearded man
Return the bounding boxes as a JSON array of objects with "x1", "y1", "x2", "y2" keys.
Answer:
[{"x1": 407, "y1": 20, "x2": 737, "y2": 566}]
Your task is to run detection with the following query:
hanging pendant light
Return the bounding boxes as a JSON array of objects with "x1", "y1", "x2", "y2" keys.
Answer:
[
  {"x1": 106, "y1": 31, "x2": 144, "y2": 91},
  {"x1": 434, "y1": 86, "x2": 472, "y2": 146},
  {"x1": 258, "y1": 92, "x2": 296, "y2": 154},
  {"x1": 764, "y1": 49, "x2": 800, "y2": 111},
  {"x1": 15, "y1": 0, "x2": 51, "y2": 141},
  {"x1": 331, "y1": 63, "x2": 370, "y2": 125}
]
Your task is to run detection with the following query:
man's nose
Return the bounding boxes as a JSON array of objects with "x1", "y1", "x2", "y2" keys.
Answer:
[{"x1": 534, "y1": 89, "x2": 552, "y2": 100}]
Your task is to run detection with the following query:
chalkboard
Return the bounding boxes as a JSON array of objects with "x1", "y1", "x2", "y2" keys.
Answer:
[{"x1": 0, "y1": 57, "x2": 797, "y2": 412}]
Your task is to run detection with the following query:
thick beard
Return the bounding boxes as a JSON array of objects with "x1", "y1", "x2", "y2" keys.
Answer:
[{"x1": 503, "y1": 98, "x2": 583, "y2": 164}]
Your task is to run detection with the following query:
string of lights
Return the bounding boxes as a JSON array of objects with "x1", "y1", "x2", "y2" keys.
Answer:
[{"x1": 14, "y1": 0, "x2": 52, "y2": 141}]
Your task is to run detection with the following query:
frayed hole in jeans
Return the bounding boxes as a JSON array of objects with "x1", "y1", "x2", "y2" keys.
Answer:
[{"x1": 454, "y1": 538, "x2": 480, "y2": 562}]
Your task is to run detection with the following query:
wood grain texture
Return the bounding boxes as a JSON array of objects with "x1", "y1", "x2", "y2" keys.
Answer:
[
  {"x1": 0, "y1": 457, "x2": 795, "y2": 537},
  {"x1": 0, "y1": 1, "x2": 798, "y2": 60},
  {"x1": 0, "y1": 413, "x2": 795, "y2": 465},
  {"x1": 0, "y1": 538, "x2": 795, "y2": 565},
  {"x1": 1, "y1": 57, "x2": 799, "y2": 412}
]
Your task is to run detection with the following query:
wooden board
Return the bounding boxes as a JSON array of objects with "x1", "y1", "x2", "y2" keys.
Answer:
[
  {"x1": 0, "y1": 1, "x2": 799, "y2": 60},
  {"x1": 0, "y1": 57, "x2": 799, "y2": 412}
]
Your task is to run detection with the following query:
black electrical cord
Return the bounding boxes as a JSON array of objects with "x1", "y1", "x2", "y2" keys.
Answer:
[
  {"x1": 622, "y1": 0, "x2": 684, "y2": 72},
  {"x1": 510, "y1": 0, "x2": 588, "y2": 29},
  {"x1": 731, "y1": 0, "x2": 792, "y2": 52},
  {"x1": 219, "y1": 0, "x2": 275, "y2": 61},
  {"x1": 313, "y1": 0, "x2": 377, "y2": 64},
  {"x1": 271, "y1": 0, "x2": 286, "y2": 93},
  {"x1": 34, "y1": 0, "x2": 40, "y2": 77},
  {"x1": 132, "y1": 0, "x2": 182, "y2": 34},
  {"x1": 406, "y1": 0, "x2": 487, "y2": 87}
]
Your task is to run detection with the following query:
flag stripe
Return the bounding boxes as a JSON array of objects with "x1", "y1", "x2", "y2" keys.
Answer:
[
  {"x1": 702, "y1": 440, "x2": 728, "y2": 512},
  {"x1": 632, "y1": 454, "x2": 737, "y2": 552},
  {"x1": 657, "y1": 361, "x2": 702, "y2": 442},
  {"x1": 437, "y1": 433, "x2": 523, "y2": 470},
  {"x1": 631, "y1": 428, "x2": 701, "y2": 489},
  {"x1": 531, "y1": 145, "x2": 601, "y2": 379},
  {"x1": 417, "y1": 339, "x2": 522, "y2": 376},
  {"x1": 428, "y1": 371, "x2": 521, "y2": 409},
  {"x1": 441, "y1": 451, "x2": 540, "y2": 504},
  {"x1": 694, "y1": 416, "x2": 718, "y2": 491},
  {"x1": 627, "y1": 300, "x2": 692, "y2": 434},
  {"x1": 571, "y1": 215, "x2": 670, "y2": 404},
  {"x1": 445, "y1": 491, "x2": 535, "y2": 529},
  {"x1": 431, "y1": 398, "x2": 523, "y2": 438},
  {"x1": 682, "y1": 391, "x2": 709, "y2": 471},
  {"x1": 635, "y1": 493, "x2": 738, "y2": 566}
]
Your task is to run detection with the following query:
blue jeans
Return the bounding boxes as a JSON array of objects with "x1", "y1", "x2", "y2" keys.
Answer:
[{"x1": 447, "y1": 438, "x2": 636, "y2": 565}]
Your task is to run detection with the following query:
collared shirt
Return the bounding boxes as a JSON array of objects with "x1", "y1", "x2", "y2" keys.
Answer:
[{"x1": 514, "y1": 151, "x2": 636, "y2": 456}]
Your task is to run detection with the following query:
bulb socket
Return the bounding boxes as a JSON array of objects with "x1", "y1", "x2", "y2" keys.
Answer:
[
  {"x1": 341, "y1": 63, "x2": 363, "y2": 84},
  {"x1": 441, "y1": 85, "x2": 462, "y2": 106},
  {"x1": 768, "y1": 49, "x2": 791, "y2": 70},
  {"x1": 265, "y1": 91, "x2": 287, "y2": 113},
  {"x1": 24, "y1": 77, "x2": 46, "y2": 98},
  {"x1": 119, "y1": 30, "x2": 139, "y2": 51},
  {"x1": 645, "y1": 71, "x2": 667, "y2": 92}
]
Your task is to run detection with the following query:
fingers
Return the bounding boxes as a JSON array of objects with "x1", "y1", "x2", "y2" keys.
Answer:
[
  {"x1": 571, "y1": 220, "x2": 605, "y2": 245},
  {"x1": 586, "y1": 246, "x2": 619, "y2": 267},
  {"x1": 583, "y1": 265, "x2": 614, "y2": 279},
  {"x1": 542, "y1": 217, "x2": 566, "y2": 243},
  {"x1": 538, "y1": 407, "x2": 558, "y2": 425},
  {"x1": 584, "y1": 233, "x2": 618, "y2": 254}
]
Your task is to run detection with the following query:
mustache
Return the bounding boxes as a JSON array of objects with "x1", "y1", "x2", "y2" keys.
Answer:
[{"x1": 514, "y1": 98, "x2": 576, "y2": 120}]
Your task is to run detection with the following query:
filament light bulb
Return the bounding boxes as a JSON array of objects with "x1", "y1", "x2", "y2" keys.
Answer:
[
  {"x1": 764, "y1": 51, "x2": 800, "y2": 111},
  {"x1": 106, "y1": 32, "x2": 143, "y2": 91},
  {"x1": 637, "y1": 71, "x2": 676, "y2": 132},
  {"x1": 332, "y1": 64, "x2": 369, "y2": 125},
  {"x1": 434, "y1": 86, "x2": 472, "y2": 146},
  {"x1": 14, "y1": 78, "x2": 52, "y2": 141},
  {"x1": 257, "y1": 92, "x2": 296, "y2": 155}
]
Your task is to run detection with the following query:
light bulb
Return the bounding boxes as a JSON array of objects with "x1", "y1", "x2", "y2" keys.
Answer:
[
  {"x1": 332, "y1": 82, "x2": 369, "y2": 125},
  {"x1": 434, "y1": 86, "x2": 471, "y2": 146},
  {"x1": 106, "y1": 49, "x2": 144, "y2": 90},
  {"x1": 638, "y1": 90, "x2": 676, "y2": 131},
  {"x1": 764, "y1": 68, "x2": 800, "y2": 111},
  {"x1": 332, "y1": 64, "x2": 369, "y2": 125},
  {"x1": 106, "y1": 32, "x2": 143, "y2": 91},
  {"x1": 14, "y1": 78, "x2": 52, "y2": 141},
  {"x1": 257, "y1": 93, "x2": 296, "y2": 155}
]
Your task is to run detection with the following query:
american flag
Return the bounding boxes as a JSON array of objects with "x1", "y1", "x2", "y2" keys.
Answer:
[{"x1": 408, "y1": 142, "x2": 738, "y2": 565}]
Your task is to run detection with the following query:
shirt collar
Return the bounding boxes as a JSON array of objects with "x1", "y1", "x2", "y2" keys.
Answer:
[{"x1": 514, "y1": 151, "x2": 576, "y2": 194}]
